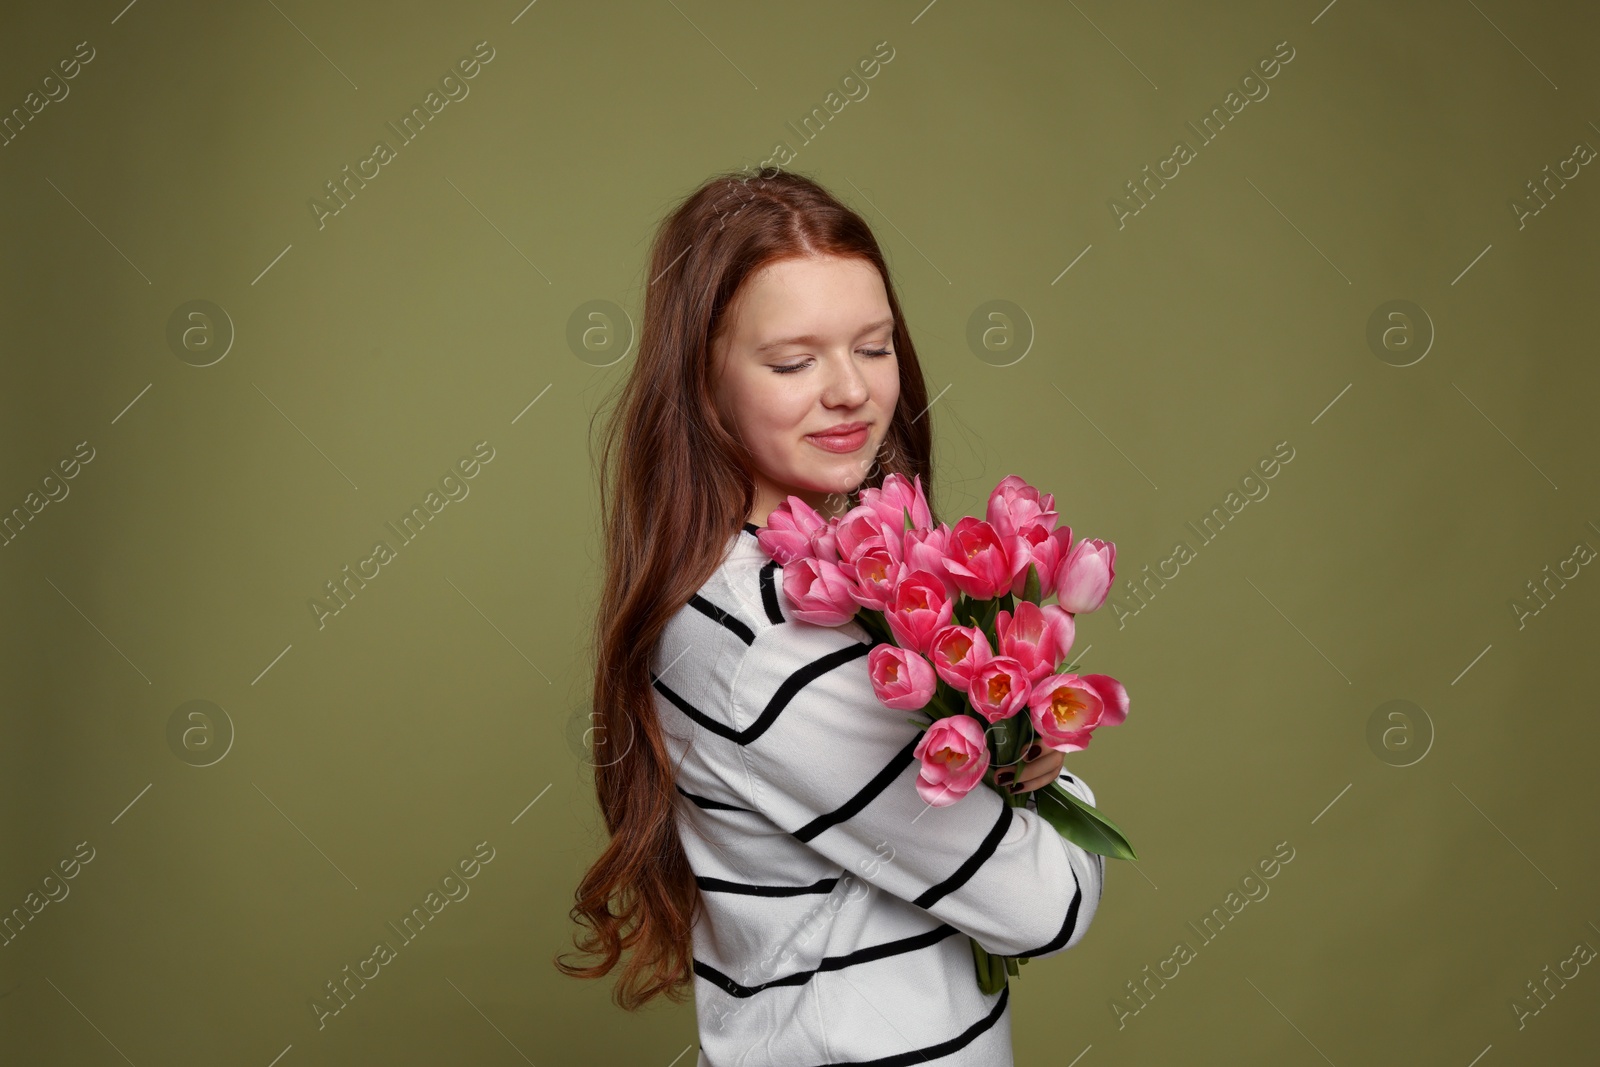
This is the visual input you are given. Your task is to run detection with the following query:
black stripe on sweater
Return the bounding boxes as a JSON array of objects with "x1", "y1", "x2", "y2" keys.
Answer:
[
  {"x1": 807, "y1": 982, "x2": 1009, "y2": 1067},
  {"x1": 750, "y1": 640, "x2": 873, "y2": 741},
  {"x1": 695, "y1": 874, "x2": 840, "y2": 896},
  {"x1": 911, "y1": 801, "x2": 1014, "y2": 910},
  {"x1": 652, "y1": 676, "x2": 739, "y2": 741},
  {"x1": 693, "y1": 923, "x2": 959, "y2": 998},
  {"x1": 651, "y1": 639, "x2": 872, "y2": 746},
  {"x1": 1014, "y1": 873, "x2": 1084, "y2": 958},
  {"x1": 758, "y1": 560, "x2": 785, "y2": 624},
  {"x1": 689, "y1": 593, "x2": 755, "y2": 645},
  {"x1": 674, "y1": 783, "x2": 754, "y2": 813},
  {"x1": 792, "y1": 734, "x2": 923, "y2": 843}
]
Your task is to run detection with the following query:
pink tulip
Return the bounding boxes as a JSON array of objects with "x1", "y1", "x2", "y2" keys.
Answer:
[
  {"x1": 1027, "y1": 671, "x2": 1129, "y2": 751},
  {"x1": 867, "y1": 644, "x2": 938, "y2": 710},
  {"x1": 861, "y1": 472, "x2": 933, "y2": 534},
  {"x1": 942, "y1": 517, "x2": 1024, "y2": 601},
  {"x1": 987, "y1": 477, "x2": 1059, "y2": 600},
  {"x1": 979, "y1": 476, "x2": 1056, "y2": 547},
  {"x1": 811, "y1": 518, "x2": 844, "y2": 566},
  {"x1": 966, "y1": 655, "x2": 1032, "y2": 723},
  {"x1": 903, "y1": 523, "x2": 958, "y2": 600},
  {"x1": 1012, "y1": 524, "x2": 1073, "y2": 600},
  {"x1": 912, "y1": 715, "x2": 990, "y2": 806},
  {"x1": 834, "y1": 505, "x2": 894, "y2": 566},
  {"x1": 995, "y1": 601, "x2": 1076, "y2": 683},
  {"x1": 883, "y1": 570, "x2": 955, "y2": 655},
  {"x1": 849, "y1": 549, "x2": 906, "y2": 613},
  {"x1": 1026, "y1": 675, "x2": 1102, "y2": 753},
  {"x1": 781, "y1": 557, "x2": 860, "y2": 626},
  {"x1": 756, "y1": 495, "x2": 830, "y2": 564},
  {"x1": 927, "y1": 624, "x2": 994, "y2": 689},
  {"x1": 985, "y1": 475, "x2": 1058, "y2": 542},
  {"x1": 1054, "y1": 538, "x2": 1116, "y2": 614}
]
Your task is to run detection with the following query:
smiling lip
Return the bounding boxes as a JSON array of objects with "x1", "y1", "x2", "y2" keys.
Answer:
[{"x1": 806, "y1": 422, "x2": 870, "y2": 453}]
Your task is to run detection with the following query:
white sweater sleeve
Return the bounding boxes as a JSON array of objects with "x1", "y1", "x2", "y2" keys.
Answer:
[{"x1": 719, "y1": 620, "x2": 1104, "y2": 960}]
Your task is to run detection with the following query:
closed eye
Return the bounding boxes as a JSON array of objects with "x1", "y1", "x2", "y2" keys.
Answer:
[{"x1": 773, "y1": 348, "x2": 893, "y2": 374}]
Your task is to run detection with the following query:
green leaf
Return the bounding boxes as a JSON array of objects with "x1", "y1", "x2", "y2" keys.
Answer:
[
  {"x1": 903, "y1": 504, "x2": 913, "y2": 533},
  {"x1": 1022, "y1": 562, "x2": 1041, "y2": 605},
  {"x1": 974, "y1": 597, "x2": 1000, "y2": 644},
  {"x1": 1034, "y1": 782, "x2": 1139, "y2": 860},
  {"x1": 905, "y1": 716, "x2": 932, "y2": 728}
]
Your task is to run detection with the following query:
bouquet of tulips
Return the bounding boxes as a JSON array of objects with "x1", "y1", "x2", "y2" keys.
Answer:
[{"x1": 753, "y1": 472, "x2": 1135, "y2": 994}]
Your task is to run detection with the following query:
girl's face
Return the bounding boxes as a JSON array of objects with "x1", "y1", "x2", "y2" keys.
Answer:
[{"x1": 712, "y1": 254, "x2": 901, "y2": 523}]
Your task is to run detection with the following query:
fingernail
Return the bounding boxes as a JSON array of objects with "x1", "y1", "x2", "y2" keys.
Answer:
[
  {"x1": 1008, "y1": 780, "x2": 1024, "y2": 793},
  {"x1": 997, "y1": 770, "x2": 1013, "y2": 784},
  {"x1": 1025, "y1": 743, "x2": 1041, "y2": 760}
]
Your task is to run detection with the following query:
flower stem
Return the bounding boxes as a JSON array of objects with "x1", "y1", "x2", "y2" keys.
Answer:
[
  {"x1": 856, "y1": 608, "x2": 893, "y2": 645},
  {"x1": 970, "y1": 939, "x2": 1011, "y2": 995}
]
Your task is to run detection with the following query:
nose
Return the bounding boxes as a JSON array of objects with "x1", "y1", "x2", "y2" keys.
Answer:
[{"x1": 821, "y1": 349, "x2": 871, "y2": 408}]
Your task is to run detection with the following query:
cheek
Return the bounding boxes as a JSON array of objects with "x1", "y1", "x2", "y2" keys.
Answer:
[
  {"x1": 732, "y1": 372, "x2": 809, "y2": 443},
  {"x1": 875, "y1": 359, "x2": 901, "y2": 410}
]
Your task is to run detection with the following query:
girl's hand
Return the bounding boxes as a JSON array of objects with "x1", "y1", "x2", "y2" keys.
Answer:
[{"x1": 996, "y1": 743, "x2": 1064, "y2": 794}]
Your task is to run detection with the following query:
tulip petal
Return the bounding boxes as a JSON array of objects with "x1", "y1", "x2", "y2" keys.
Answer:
[{"x1": 1079, "y1": 674, "x2": 1129, "y2": 727}]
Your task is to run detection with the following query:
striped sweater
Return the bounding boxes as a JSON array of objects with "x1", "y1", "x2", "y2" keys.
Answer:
[{"x1": 651, "y1": 522, "x2": 1106, "y2": 1067}]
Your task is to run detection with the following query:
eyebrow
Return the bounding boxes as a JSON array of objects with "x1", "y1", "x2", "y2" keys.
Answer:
[{"x1": 753, "y1": 317, "x2": 896, "y2": 354}]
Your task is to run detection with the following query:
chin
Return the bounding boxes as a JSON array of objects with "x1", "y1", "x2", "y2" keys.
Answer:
[{"x1": 804, "y1": 470, "x2": 863, "y2": 496}]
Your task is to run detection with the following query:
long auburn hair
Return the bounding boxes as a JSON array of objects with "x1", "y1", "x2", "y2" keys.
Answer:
[{"x1": 555, "y1": 168, "x2": 941, "y2": 1009}]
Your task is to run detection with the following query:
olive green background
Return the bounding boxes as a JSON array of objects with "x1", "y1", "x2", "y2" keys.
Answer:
[{"x1": 2, "y1": 0, "x2": 1596, "y2": 1063}]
